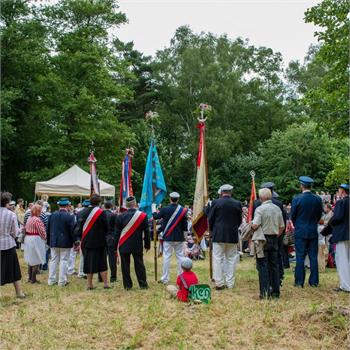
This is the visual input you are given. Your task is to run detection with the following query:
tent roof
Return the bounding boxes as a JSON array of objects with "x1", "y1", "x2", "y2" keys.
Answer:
[{"x1": 35, "y1": 165, "x2": 115, "y2": 197}]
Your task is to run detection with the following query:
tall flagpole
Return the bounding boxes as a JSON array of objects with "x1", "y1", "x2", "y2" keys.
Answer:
[
  {"x1": 146, "y1": 111, "x2": 159, "y2": 282},
  {"x1": 88, "y1": 140, "x2": 100, "y2": 197},
  {"x1": 247, "y1": 170, "x2": 256, "y2": 223},
  {"x1": 193, "y1": 103, "x2": 211, "y2": 279}
]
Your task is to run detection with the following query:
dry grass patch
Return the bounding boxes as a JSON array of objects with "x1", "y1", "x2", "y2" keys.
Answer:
[{"x1": 1, "y1": 251, "x2": 349, "y2": 349}]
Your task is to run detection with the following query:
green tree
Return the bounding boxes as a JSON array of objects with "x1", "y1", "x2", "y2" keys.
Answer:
[
  {"x1": 303, "y1": 0, "x2": 349, "y2": 135},
  {"x1": 257, "y1": 122, "x2": 343, "y2": 202},
  {"x1": 149, "y1": 26, "x2": 289, "y2": 202},
  {"x1": 1, "y1": 0, "x2": 51, "y2": 197},
  {"x1": 1, "y1": 0, "x2": 137, "y2": 198}
]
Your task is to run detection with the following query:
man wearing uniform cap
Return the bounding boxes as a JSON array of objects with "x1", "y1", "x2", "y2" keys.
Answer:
[
  {"x1": 153, "y1": 192, "x2": 188, "y2": 284},
  {"x1": 330, "y1": 184, "x2": 349, "y2": 293},
  {"x1": 115, "y1": 196, "x2": 150, "y2": 290},
  {"x1": 74, "y1": 194, "x2": 111, "y2": 290},
  {"x1": 291, "y1": 176, "x2": 323, "y2": 288},
  {"x1": 253, "y1": 182, "x2": 288, "y2": 285},
  {"x1": 47, "y1": 198, "x2": 76, "y2": 286},
  {"x1": 208, "y1": 184, "x2": 242, "y2": 290}
]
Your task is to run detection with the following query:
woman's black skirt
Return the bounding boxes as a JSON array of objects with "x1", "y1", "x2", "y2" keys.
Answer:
[
  {"x1": 1, "y1": 247, "x2": 22, "y2": 286},
  {"x1": 83, "y1": 247, "x2": 107, "y2": 274}
]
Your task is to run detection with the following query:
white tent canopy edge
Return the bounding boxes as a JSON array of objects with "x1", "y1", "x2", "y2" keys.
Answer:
[{"x1": 35, "y1": 165, "x2": 115, "y2": 197}]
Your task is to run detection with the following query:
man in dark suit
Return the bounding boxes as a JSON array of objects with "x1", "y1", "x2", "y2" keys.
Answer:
[
  {"x1": 253, "y1": 182, "x2": 288, "y2": 285},
  {"x1": 291, "y1": 176, "x2": 323, "y2": 287},
  {"x1": 115, "y1": 196, "x2": 150, "y2": 290},
  {"x1": 47, "y1": 198, "x2": 76, "y2": 287},
  {"x1": 208, "y1": 184, "x2": 242, "y2": 290},
  {"x1": 152, "y1": 192, "x2": 188, "y2": 284},
  {"x1": 74, "y1": 195, "x2": 111, "y2": 290},
  {"x1": 331, "y1": 184, "x2": 349, "y2": 293}
]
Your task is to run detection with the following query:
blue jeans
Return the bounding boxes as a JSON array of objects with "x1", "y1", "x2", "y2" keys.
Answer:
[
  {"x1": 256, "y1": 235, "x2": 280, "y2": 298},
  {"x1": 294, "y1": 237, "x2": 319, "y2": 287}
]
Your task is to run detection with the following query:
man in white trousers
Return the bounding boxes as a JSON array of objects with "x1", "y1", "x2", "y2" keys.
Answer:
[
  {"x1": 47, "y1": 199, "x2": 76, "y2": 286},
  {"x1": 331, "y1": 184, "x2": 350, "y2": 293},
  {"x1": 67, "y1": 200, "x2": 89, "y2": 278},
  {"x1": 67, "y1": 248, "x2": 85, "y2": 277},
  {"x1": 208, "y1": 184, "x2": 242, "y2": 290},
  {"x1": 153, "y1": 192, "x2": 188, "y2": 284}
]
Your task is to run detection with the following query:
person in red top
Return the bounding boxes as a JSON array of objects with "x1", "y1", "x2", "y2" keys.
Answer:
[
  {"x1": 166, "y1": 258, "x2": 198, "y2": 302},
  {"x1": 24, "y1": 204, "x2": 47, "y2": 283}
]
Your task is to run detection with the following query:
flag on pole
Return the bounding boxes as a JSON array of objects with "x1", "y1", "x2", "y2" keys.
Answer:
[
  {"x1": 192, "y1": 121, "x2": 209, "y2": 240},
  {"x1": 247, "y1": 172, "x2": 256, "y2": 223},
  {"x1": 139, "y1": 141, "x2": 167, "y2": 218},
  {"x1": 88, "y1": 151, "x2": 100, "y2": 196},
  {"x1": 119, "y1": 148, "x2": 134, "y2": 212}
]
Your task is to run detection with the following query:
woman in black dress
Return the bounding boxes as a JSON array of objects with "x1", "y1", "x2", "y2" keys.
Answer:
[{"x1": 0, "y1": 192, "x2": 26, "y2": 298}]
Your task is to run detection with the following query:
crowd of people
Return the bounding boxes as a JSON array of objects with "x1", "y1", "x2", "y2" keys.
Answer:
[{"x1": 0, "y1": 176, "x2": 349, "y2": 302}]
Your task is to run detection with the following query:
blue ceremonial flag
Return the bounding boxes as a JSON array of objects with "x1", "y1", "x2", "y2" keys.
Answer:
[{"x1": 139, "y1": 141, "x2": 167, "y2": 217}]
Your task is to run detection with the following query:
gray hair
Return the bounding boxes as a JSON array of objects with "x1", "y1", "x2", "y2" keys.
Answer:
[{"x1": 259, "y1": 188, "x2": 272, "y2": 201}]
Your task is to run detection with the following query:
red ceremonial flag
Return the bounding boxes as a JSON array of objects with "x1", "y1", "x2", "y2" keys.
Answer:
[
  {"x1": 119, "y1": 148, "x2": 134, "y2": 212},
  {"x1": 88, "y1": 151, "x2": 100, "y2": 196},
  {"x1": 247, "y1": 175, "x2": 256, "y2": 223},
  {"x1": 192, "y1": 121, "x2": 209, "y2": 240}
]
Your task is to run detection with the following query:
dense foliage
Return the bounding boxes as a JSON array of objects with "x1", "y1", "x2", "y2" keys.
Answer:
[{"x1": 1, "y1": 0, "x2": 348, "y2": 204}]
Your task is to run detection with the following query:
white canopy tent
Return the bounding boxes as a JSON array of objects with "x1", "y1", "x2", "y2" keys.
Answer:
[{"x1": 35, "y1": 165, "x2": 115, "y2": 197}]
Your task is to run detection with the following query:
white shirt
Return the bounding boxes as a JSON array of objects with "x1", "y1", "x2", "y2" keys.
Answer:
[{"x1": 252, "y1": 200, "x2": 285, "y2": 235}]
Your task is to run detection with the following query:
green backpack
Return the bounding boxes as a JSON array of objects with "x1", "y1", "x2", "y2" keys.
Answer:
[{"x1": 188, "y1": 284, "x2": 211, "y2": 304}]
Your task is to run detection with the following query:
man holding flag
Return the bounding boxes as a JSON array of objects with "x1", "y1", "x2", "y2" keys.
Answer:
[
  {"x1": 115, "y1": 196, "x2": 150, "y2": 290},
  {"x1": 74, "y1": 194, "x2": 111, "y2": 290},
  {"x1": 153, "y1": 192, "x2": 188, "y2": 285},
  {"x1": 253, "y1": 182, "x2": 288, "y2": 286}
]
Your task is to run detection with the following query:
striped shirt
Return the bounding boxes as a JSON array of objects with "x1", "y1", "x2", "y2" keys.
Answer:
[
  {"x1": 24, "y1": 210, "x2": 48, "y2": 230},
  {"x1": 0, "y1": 207, "x2": 18, "y2": 250},
  {"x1": 25, "y1": 216, "x2": 47, "y2": 240}
]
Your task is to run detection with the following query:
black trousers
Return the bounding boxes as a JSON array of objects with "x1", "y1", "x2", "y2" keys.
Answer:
[
  {"x1": 120, "y1": 252, "x2": 148, "y2": 290},
  {"x1": 279, "y1": 234, "x2": 290, "y2": 269},
  {"x1": 107, "y1": 245, "x2": 117, "y2": 279},
  {"x1": 256, "y1": 235, "x2": 280, "y2": 298}
]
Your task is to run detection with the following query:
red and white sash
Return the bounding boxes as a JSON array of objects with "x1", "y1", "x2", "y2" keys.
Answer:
[
  {"x1": 118, "y1": 210, "x2": 147, "y2": 248},
  {"x1": 82, "y1": 207, "x2": 103, "y2": 243},
  {"x1": 161, "y1": 205, "x2": 187, "y2": 239}
]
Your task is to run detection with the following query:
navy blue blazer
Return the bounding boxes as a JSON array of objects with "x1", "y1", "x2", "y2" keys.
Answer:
[
  {"x1": 153, "y1": 203, "x2": 187, "y2": 242},
  {"x1": 331, "y1": 196, "x2": 349, "y2": 243},
  {"x1": 47, "y1": 209, "x2": 76, "y2": 248},
  {"x1": 208, "y1": 196, "x2": 242, "y2": 243},
  {"x1": 291, "y1": 192, "x2": 323, "y2": 239},
  {"x1": 116, "y1": 209, "x2": 150, "y2": 253}
]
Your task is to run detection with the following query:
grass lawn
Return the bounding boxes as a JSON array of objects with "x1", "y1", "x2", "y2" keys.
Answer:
[{"x1": 1, "y1": 250, "x2": 349, "y2": 349}]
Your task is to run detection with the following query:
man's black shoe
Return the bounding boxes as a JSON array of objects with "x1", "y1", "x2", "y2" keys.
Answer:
[
  {"x1": 333, "y1": 287, "x2": 350, "y2": 293},
  {"x1": 215, "y1": 286, "x2": 225, "y2": 291}
]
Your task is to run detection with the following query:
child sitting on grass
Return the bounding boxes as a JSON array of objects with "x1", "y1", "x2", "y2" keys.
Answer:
[{"x1": 166, "y1": 258, "x2": 198, "y2": 302}]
